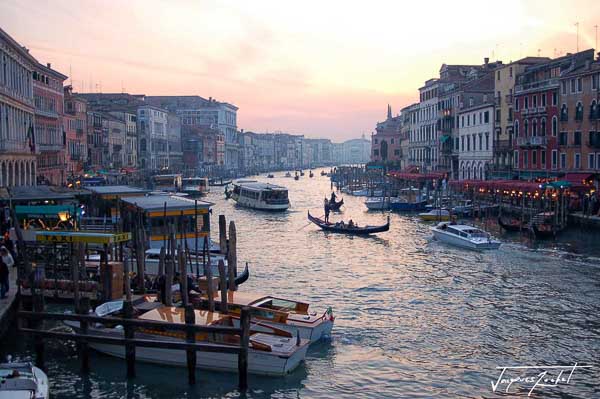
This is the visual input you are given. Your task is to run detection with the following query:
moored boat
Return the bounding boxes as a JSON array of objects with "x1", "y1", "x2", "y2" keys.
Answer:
[
  {"x1": 285, "y1": 172, "x2": 292, "y2": 178},
  {"x1": 0, "y1": 360, "x2": 49, "y2": 399},
  {"x1": 181, "y1": 177, "x2": 209, "y2": 197},
  {"x1": 418, "y1": 209, "x2": 451, "y2": 222},
  {"x1": 66, "y1": 303, "x2": 310, "y2": 376},
  {"x1": 267, "y1": 174, "x2": 274, "y2": 178},
  {"x1": 194, "y1": 291, "x2": 334, "y2": 343},
  {"x1": 228, "y1": 180, "x2": 290, "y2": 211},
  {"x1": 307, "y1": 211, "x2": 389, "y2": 235},
  {"x1": 309, "y1": 171, "x2": 314, "y2": 178},
  {"x1": 328, "y1": 198, "x2": 344, "y2": 211},
  {"x1": 431, "y1": 222, "x2": 501, "y2": 250},
  {"x1": 390, "y1": 199, "x2": 427, "y2": 212},
  {"x1": 497, "y1": 216, "x2": 526, "y2": 232}
]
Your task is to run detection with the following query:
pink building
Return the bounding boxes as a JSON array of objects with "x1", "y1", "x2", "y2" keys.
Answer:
[
  {"x1": 33, "y1": 62, "x2": 67, "y2": 185},
  {"x1": 371, "y1": 105, "x2": 403, "y2": 162},
  {"x1": 63, "y1": 85, "x2": 87, "y2": 177}
]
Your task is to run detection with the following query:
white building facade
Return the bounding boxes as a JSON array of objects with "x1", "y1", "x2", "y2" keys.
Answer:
[
  {"x1": 458, "y1": 103, "x2": 494, "y2": 180},
  {"x1": 137, "y1": 105, "x2": 168, "y2": 171},
  {"x1": 411, "y1": 79, "x2": 439, "y2": 172}
]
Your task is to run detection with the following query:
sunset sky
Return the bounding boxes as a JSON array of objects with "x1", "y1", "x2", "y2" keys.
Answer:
[{"x1": 1, "y1": 0, "x2": 599, "y2": 141}]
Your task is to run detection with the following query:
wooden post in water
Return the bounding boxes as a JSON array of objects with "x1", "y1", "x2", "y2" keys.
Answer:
[
  {"x1": 165, "y1": 244, "x2": 173, "y2": 307},
  {"x1": 123, "y1": 300, "x2": 136, "y2": 378},
  {"x1": 33, "y1": 293, "x2": 45, "y2": 370},
  {"x1": 178, "y1": 244, "x2": 188, "y2": 307},
  {"x1": 78, "y1": 296, "x2": 91, "y2": 373},
  {"x1": 124, "y1": 245, "x2": 132, "y2": 302},
  {"x1": 218, "y1": 260, "x2": 228, "y2": 314},
  {"x1": 204, "y1": 237, "x2": 215, "y2": 312},
  {"x1": 185, "y1": 305, "x2": 196, "y2": 384},
  {"x1": 218, "y1": 215, "x2": 227, "y2": 255},
  {"x1": 227, "y1": 221, "x2": 237, "y2": 290},
  {"x1": 70, "y1": 242, "x2": 80, "y2": 311},
  {"x1": 238, "y1": 306, "x2": 250, "y2": 390}
]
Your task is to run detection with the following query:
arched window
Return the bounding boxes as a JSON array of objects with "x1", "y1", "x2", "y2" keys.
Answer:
[
  {"x1": 591, "y1": 100, "x2": 598, "y2": 120},
  {"x1": 575, "y1": 102, "x2": 583, "y2": 121},
  {"x1": 560, "y1": 104, "x2": 568, "y2": 121},
  {"x1": 514, "y1": 120, "x2": 520, "y2": 137},
  {"x1": 552, "y1": 116, "x2": 558, "y2": 136},
  {"x1": 532, "y1": 119, "x2": 538, "y2": 136},
  {"x1": 524, "y1": 120, "x2": 529, "y2": 137},
  {"x1": 540, "y1": 118, "x2": 547, "y2": 136}
]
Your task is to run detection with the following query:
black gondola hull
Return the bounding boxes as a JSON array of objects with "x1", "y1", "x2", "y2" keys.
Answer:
[{"x1": 307, "y1": 211, "x2": 389, "y2": 235}]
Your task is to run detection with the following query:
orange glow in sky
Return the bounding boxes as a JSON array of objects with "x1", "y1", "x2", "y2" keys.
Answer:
[{"x1": 1, "y1": 0, "x2": 599, "y2": 141}]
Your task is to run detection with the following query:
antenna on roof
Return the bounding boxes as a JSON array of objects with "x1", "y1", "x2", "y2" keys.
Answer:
[
  {"x1": 537, "y1": 48, "x2": 541, "y2": 57},
  {"x1": 595, "y1": 25, "x2": 598, "y2": 52}
]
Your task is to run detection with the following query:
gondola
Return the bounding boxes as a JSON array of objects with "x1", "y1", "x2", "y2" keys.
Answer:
[
  {"x1": 320, "y1": 171, "x2": 327, "y2": 176},
  {"x1": 309, "y1": 171, "x2": 314, "y2": 178},
  {"x1": 329, "y1": 198, "x2": 344, "y2": 211},
  {"x1": 529, "y1": 224, "x2": 557, "y2": 239},
  {"x1": 497, "y1": 216, "x2": 526, "y2": 232},
  {"x1": 307, "y1": 211, "x2": 389, "y2": 235},
  {"x1": 218, "y1": 263, "x2": 250, "y2": 289}
]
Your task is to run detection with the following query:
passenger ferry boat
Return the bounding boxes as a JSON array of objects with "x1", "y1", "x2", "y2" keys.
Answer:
[
  {"x1": 181, "y1": 177, "x2": 209, "y2": 197},
  {"x1": 151, "y1": 174, "x2": 182, "y2": 192},
  {"x1": 227, "y1": 180, "x2": 290, "y2": 211},
  {"x1": 194, "y1": 291, "x2": 334, "y2": 343},
  {"x1": 431, "y1": 222, "x2": 501, "y2": 250}
]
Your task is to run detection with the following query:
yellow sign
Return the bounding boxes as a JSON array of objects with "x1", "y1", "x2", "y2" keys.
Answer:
[{"x1": 36, "y1": 232, "x2": 132, "y2": 244}]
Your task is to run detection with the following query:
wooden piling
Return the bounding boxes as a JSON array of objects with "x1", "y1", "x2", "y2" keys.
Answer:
[
  {"x1": 238, "y1": 306, "x2": 250, "y2": 390},
  {"x1": 179, "y1": 244, "x2": 188, "y2": 307},
  {"x1": 123, "y1": 300, "x2": 136, "y2": 378},
  {"x1": 218, "y1": 215, "x2": 227, "y2": 255},
  {"x1": 33, "y1": 293, "x2": 45, "y2": 370},
  {"x1": 184, "y1": 305, "x2": 197, "y2": 385},
  {"x1": 204, "y1": 237, "x2": 215, "y2": 312},
  {"x1": 227, "y1": 221, "x2": 237, "y2": 291},
  {"x1": 218, "y1": 260, "x2": 228, "y2": 314},
  {"x1": 78, "y1": 297, "x2": 91, "y2": 373}
]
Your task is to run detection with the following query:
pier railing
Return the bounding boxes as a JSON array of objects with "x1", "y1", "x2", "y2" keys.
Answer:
[{"x1": 18, "y1": 297, "x2": 251, "y2": 389}]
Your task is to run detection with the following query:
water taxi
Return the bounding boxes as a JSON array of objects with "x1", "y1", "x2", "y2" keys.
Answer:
[
  {"x1": 181, "y1": 177, "x2": 209, "y2": 197},
  {"x1": 418, "y1": 209, "x2": 451, "y2": 222},
  {"x1": 66, "y1": 301, "x2": 309, "y2": 376},
  {"x1": 0, "y1": 360, "x2": 49, "y2": 399},
  {"x1": 193, "y1": 291, "x2": 334, "y2": 343},
  {"x1": 431, "y1": 222, "x2": 501, "y2": 250},
  {"x1": 227, "y1": 181, "x2": 289, "y2": 211},
  {"x1": 151, "y1": 174, "x2": 182, "y2": 192}
]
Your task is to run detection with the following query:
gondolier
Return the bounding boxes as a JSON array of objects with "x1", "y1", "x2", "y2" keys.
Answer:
[{"x1": 324, "y1": 198, "x2": 331, "y2": 223}]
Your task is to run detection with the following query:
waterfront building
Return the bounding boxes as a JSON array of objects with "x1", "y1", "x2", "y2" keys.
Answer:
[
  {"x1": 513, "y1": 50, "x2": 594, "y2": 178},
  {"x1": 145, "y1": 96, "x2": 239, "y2": 173},
  {"x1": 63, "y1": 86, "x2": 87, "y2": 176},
  {"x1": 401, "y1": 103, "x2": 419, "y2": 170},
  {"x1": 33, "y1": 62, "x2": 68, "y2": 185},
  {"x1": 137, "y1": 105, "x2": 168, "y2": 171},
  {"x1": 491, "y1": 57, "x2": 549, "y2": 179},
  {"x1": 557, "y1": 51, "x2": 600, "y2": 173},
  {"x1": 305, "y1": 138, "x2": 333, "y2": 167},
  {"x1": 413, "y1": 79, "x2": 439, "y2": 171},
  {"x1": 85, "y1": 111, "x2": 109, "y2": 171},
  {"x1": 372, "y1": 105, "x2": 402, "y2": 163},
  {"x1": 458, "y1": 97, "x2": 495, "y2": 180},
  {"x1": 166, "y1": 112, "x2": 183, "y2": 172},
  {"x1": 181, "y1": 124, "x2": 224, "y2": 173},
  {"x1": 106, "y1": 110, "x2": 138, "y2": 169},
  {"x1": 335, "y1": 136, "x2": 371, "y2": 165},
  {"x1": 104, "y1": 113, "x2": 127, "y2": 170},
  {"x1": 0, "y1": 28, "x2": 38, "y2": 187}
]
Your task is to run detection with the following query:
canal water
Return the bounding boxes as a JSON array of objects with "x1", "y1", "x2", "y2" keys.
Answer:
[{"x1": 2, "y1": 168, "x2": 599, "y2": 398}]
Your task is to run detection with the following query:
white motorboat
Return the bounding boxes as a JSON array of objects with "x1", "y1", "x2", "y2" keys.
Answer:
[
  {"x1": 227, "y1": 180, "x2": 289, "y2": 211},
  {"x1": 431, "y1": 222, "x2": 501, "y2": 250},
  {"x1": 66, "y1": 303, "x2": 310, "y2": 376},
  {"x1": 181, "y1": 177, "x2": 210, "y2": 196},
  {"x1": 196, "y1": 291, "x2": 334, "y2": 343},
  {"x1": 0, "y1": 360, "x2": 49, "y2": 399}
]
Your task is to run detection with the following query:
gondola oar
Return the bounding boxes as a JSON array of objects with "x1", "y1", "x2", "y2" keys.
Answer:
[{"x1": 297, "y1": 214, "x2": 324, "y2": 231}]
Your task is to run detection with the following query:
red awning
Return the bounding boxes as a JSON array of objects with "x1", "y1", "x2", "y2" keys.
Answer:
[
  {"x1": 388, "y1": 171, "x2": 446, "y2": 181},
  {"x1": 563, "y1": 173, "x2": 595, "y2": 185}
]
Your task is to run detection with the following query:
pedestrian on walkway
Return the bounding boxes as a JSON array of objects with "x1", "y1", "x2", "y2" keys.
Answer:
[{"x1": 0, "y1": 251, "x2": 9, "y2": 299}]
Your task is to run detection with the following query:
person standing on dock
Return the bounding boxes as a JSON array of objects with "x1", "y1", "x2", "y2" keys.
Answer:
[
  {"x1": 324, "y1": 198, "x2": 331, "y2": 223},
  {"x1": 0, "y1": 247, "x2": 10, "y2": 299}
]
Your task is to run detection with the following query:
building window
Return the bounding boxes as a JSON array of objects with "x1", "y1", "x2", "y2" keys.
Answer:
[
  {"x1": 509, "y1": 67, "x2": 513, "y2": 77},
  {"x1": 589, "y1": 153, "x2": 596, "y2": 169},
  {"x1": 524, "y1": 97, "x2": 529, "y2": 109},
  {"x1": 577, "y1": 77, "x2": 582, "y2": 92},
  {"x1": 575, "y1": 153, "x2": 581, "y2": 168},
  {"x1": 524, "y1": 120, "x2": 529, "y2": 136},
  {"x1": 523, "y1": 151, "x2": 528, "y2": 168},
  {"x1": 514, "y1": 150, "x2": 519, "y2": 168},
  {"x1": 560, "y1": 152, "x2": 566, "y2": 168},
  {"x1": 560, "y1": 104, "x2": 568, "y2": 121},
  {"x1": 515, "y1": 97, "x2": 520, "y2": 111},
  {"x1": 484, "y1": 111, "x2": 489, "y2": 123},
  {"x1": 532, "y1": 150, "x2": 537, "y2": 166},
  {"x1": 541, "y1": 150, "x2": 546, "y2": 167},
  {"x1": 485, "y1": 133, "x2": 489, "y2": 151},
  {"x1": 497, "y1": 71, "x2": 500, "y2": 81},
  {"x1": 590, "y1": 100, "x2": 598, "y2": 119},
  {"x1": 533, "y1": 95, "x2": 537, "y2": 108},
  {"x1": 574, "y1": 131, "x2": 581, "y2": 145},
  {"x1": 559, "y1": 132, "x2": 568, "y2": 146},
  {"x1": 532, "y1": 119, "x2": 537, "y2": 136},
  {"x1": 373, "y1": 149, "x2": 379, "y2": 156},
  {"x1": 552, "y1": 116, "x2": 558, "y2": 136},
  {"x1": 552, "y1": 150, "x2": 558, "y2": 169},
  {"x1": 570, "y1": 79, "x2": 576, "y2": 94},
  {"x1": 575, "y1": 102, "x2": 583, "y2": 121},
  {"x1": 461, "y1": 136, "x2": 465, "y2": 151},
  {"x1": 540, "y1": 118, "x2": 546, "y2": 136},
  {"x1": 552, "y1": 91, "x2": 557, "y2": 106},
  {"x1": 561, "y1": 81, "x2": 567, "y2": 95}
]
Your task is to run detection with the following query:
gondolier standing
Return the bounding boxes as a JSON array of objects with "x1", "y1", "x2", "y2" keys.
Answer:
[
  {"x1": 330, "y1": 191, "x2": 337, "y2": 204},
  {"x1": 324, "y1": 198, "x2": 331, "y2": 223}
]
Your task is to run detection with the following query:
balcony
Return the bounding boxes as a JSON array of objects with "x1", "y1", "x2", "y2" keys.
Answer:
[
  {"x1": 517, "y1": 136, "x2": 547, "y2": 148},
  {"x1": 495, "y1": 139, "x2": 512, "y2": 151},
  {"x1": 514, "y1": 78, "x2": 560, "y2": 94},
  {"x1": 35, "y1": 109, "x2": 59, "y2": 119},
  {"x1": 520, "y1": 106, "x2": 546, "y2": 116}
]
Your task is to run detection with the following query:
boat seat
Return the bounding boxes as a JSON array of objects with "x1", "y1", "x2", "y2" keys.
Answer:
[{"x1": 0, "y1": 378, "x2": 38, "y2": 391}]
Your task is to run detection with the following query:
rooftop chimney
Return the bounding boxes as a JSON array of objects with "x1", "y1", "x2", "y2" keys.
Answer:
[
  {"x1": 484, "y1": 57, "x2": 489, "y2": 65},
  {"x1": 47, "y1": 62, "x2": 51, "y2": 68}
]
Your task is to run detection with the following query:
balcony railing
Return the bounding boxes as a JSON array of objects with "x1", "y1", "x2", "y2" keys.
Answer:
[
  {"x1": 514, "y1": 78, "x2": 560, "y2": 94},
  {"x1": 38, "y1": 143, "x2": 64, "y2": 152},
  {"x1": 517, "y1": 136, "x2": 547, "y2": 148},
  {"x1": 520, "y1": 106, "x2": 546, "y2": 116},
  {"x1": 35, "y1": 109, "x2": 59, "y2": 119},
  {"x1": 495, "y1": 139, "x2": 512, "y2": 151}
]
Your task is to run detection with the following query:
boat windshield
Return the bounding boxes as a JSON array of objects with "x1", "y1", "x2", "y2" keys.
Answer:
[
  {"x1": 465, "y1": 229, "x2": 486, "y2": 237},
  {"x1": 255, "y1": 297, "x2": 298, "y2": 312},
  {"x1": 262, "y1": 190, "x2": 288, "y2": 204}
]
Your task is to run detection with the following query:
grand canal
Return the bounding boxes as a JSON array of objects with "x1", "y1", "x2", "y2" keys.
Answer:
[{"x1": 2, "y1": 169, "x2": 599, "y2": 398}]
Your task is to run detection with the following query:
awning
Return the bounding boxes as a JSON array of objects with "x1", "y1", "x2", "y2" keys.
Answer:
[
  {"x1": 563, "y1": 173, "x2": 595, "y2": 185},
  {"x1": 15, "y1": 205, "x2": 82, "y2": 218}
]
